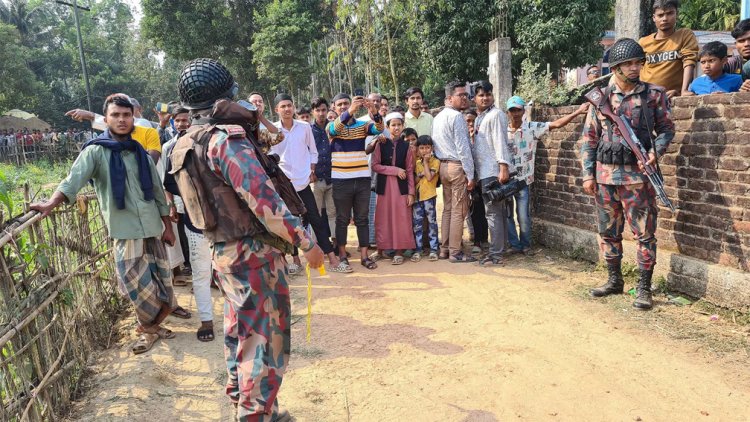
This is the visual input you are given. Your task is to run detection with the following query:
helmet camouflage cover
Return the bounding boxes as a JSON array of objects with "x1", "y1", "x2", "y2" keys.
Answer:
[
  {"x1": 178, "y1": 58, "x2": 239, "y2": 110},
  {"x1": 608, "y1": 38, "x2": 646, "y2": 68}
]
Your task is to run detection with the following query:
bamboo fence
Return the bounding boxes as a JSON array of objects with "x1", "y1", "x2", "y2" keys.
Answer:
[
  {"x1": 0, "y1": 193, "x2": 123, "y2": 421},
  {"x1": 0, "y1": 142, "x2": 82, "y2": 166}
]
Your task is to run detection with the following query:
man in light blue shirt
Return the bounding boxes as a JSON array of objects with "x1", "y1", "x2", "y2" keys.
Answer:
[{"x1": 432, "y1": 80, "x2": 475, "y2": 262}]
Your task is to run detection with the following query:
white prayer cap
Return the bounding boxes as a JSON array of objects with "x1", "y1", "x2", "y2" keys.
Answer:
[{"x1": 384, "y1": 112, "x2": 403, "y2": 125}]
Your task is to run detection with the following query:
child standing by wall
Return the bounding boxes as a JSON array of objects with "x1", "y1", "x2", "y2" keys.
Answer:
[
  {"x1": 687, "y1": 41, "x2": 743, "y2": 95},
  {"x1": 371, "y1": 113, "x2": 416, "y2": 265},
  {"x1": 412, "y1": 135, "x2": 440, "y2": 261}
]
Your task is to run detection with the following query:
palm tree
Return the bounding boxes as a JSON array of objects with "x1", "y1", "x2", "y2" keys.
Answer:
[
  {"x1": 0, "y1": 0, "x2": 50, "y2": 46},
  {"x1": 680, "y1": 0, "x2": 740, "y2": 31}
]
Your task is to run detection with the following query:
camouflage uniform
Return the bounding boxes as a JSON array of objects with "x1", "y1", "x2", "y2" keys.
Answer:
[
  {"x1": 580, "y1": 79, "x2": 674, "y2": 271},
  {"x1": 204, "y1": 127, "x2": 314, "y2": 421}
]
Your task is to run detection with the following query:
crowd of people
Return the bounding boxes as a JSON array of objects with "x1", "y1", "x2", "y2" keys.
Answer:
[
  {"x1": 24, "y1": 0, "x2": 750, "y2": 419},
  {"x1": 0, "y1": 127, "x2": 90, "y2": 161}
]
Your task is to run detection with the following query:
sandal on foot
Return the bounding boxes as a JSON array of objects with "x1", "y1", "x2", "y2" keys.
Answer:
[
  {"x1": 410, "y1": 252, "x2": 422, "y2": 262},
  {"x1": 196, "y1": 325, "x2": 215, "y2": 342},
  {"x1": 449, "y1": 252, "x2": 477, "y2": 263},
  {"x1": 330, "y1": 262, "x2": 354, "y2": 273},
  {"x1": 156, "y1": 327, "x2": 176, "y2": 339},
  {"x1": 391, "y1": 255, "x2": 404, "y2": 265},
  {"x1": 287, "y1": 263, "x2": 303, "y2": 275},
  {"x1": 368, "y1": 251, "x2": 382, "y2": 262},
  {"x1": 428, "y1": 252, "x2": 439, "y2": 261},
  {"x1": 478, "y1": 256, "x2": 504, "y2": 267},
  {"x1": 132, "y1": 333, "x2": 159, "y2": 355},
  {"x1": 171, "y1": 306, "x2": 192, "y2": 319},
  {"x1": 173, "y1": 274, "x2": 190, "y2": 287},
  {"x1": 361, "y1": 258, "x2": 378, "y2": 270}
]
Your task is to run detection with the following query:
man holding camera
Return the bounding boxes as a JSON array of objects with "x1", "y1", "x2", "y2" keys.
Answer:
[{"x1": 470, "y1": 81, "x2": 512, "y2": 266}]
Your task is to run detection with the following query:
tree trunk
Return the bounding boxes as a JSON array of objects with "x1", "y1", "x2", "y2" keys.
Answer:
[{"x1": 382, "y1": 5, "x2": 399, "y2": 105}]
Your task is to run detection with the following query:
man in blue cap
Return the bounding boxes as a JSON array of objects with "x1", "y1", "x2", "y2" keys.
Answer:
[{"x1": 505, "y1": 95, "x2": 589, "y2": 255}]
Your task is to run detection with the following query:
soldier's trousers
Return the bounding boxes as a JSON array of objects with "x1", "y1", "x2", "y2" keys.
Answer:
[
  {"x1": 217, "y1": 254, "x2": 290, "y2": 422},
  {"x1": 595, "y1": 183, "x2": 658, "y2": 271}
]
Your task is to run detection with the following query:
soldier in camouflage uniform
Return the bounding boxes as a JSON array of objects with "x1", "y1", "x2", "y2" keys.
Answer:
[
  {"x1": 171, "y1": 59, "x2": 324, "y2": 422},
  {"x1": 580, "y1": 38, "x2": 675, "y2": 310}
]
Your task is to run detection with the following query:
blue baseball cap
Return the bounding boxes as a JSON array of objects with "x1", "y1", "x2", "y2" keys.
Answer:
[{"x1": 506, "y1": 96, "x2": 526, "y2": 110}]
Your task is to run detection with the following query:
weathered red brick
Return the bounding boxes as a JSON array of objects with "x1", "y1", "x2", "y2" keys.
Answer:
[
  {"x1": 676, "y1": 167, "x2": 704, "y2": 178},
  {"x1": 724, "y1": 106, "x2": 750, "y2": 119},
  {"x1": 693, "y1": 106, "x2": 722, "y2": 119},
  {"x1": 705, "y1": 193, "x2": 734, "y2": 206},
  {"x1": 731, "y1": 92, "x2": 750, "y2": 103},
  {"x1": 687, "y1": 179, "x2": 717, "y2": 192},
  {"x1": 672, "y1": 95, "x2": 701, "y2": 107},
  {"x1": 718, "y1": 157, "x2": 750, "y2": 171},
  {"x1": 724, "y1": 132, "x2": 750, "y2": 145},
  {"x1": 702, "y1": 94, "x2": 732, "y2": 105},
  {"x1": 690, "y1": 156, "x2": 718, "y2": 169},
  {"x1": 734, "y1": 221, "x2": 750, "y2": 234},
  {"x1": 718, "y1": 182, "x2": 749, "y2": 196},
  {"x1": 704, "y1": 215, "x2": 732, "y2": 230}
]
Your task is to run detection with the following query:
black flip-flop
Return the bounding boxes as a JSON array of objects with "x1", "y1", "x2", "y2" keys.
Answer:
[
  {"x1": 360, "y1": 258, "x2": 378, "y2": 270},
  {"x1": 171, "y1": 306, "x2": 192, "y2": 319},
  {"x1": 197, "y1": 325, "x2": 215, "y2": 342}
]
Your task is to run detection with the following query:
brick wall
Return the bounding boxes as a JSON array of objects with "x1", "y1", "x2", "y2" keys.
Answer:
[{"x1": 531, "y1": 93, "x2": 750, "y2": 275}]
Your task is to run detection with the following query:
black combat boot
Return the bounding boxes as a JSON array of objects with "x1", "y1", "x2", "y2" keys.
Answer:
[
  {"x1": 590, "y1": 263, "x2": 625, "y2": 297},
  {"x1": 632, "y1": 269, "x2": 654, "y2": 310}
]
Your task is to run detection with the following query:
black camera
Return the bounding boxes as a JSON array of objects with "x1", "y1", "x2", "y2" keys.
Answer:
[{"x1": 481, "y1": 174, "x2": 527, "y2": 203}]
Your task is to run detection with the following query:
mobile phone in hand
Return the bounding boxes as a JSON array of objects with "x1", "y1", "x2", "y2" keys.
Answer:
[
  {"x1": 354, "y1": 88, "x2": 364, "y2": 97},
  {"x1": 156, "y1": 102, "x2": 169, "y2": 113}
]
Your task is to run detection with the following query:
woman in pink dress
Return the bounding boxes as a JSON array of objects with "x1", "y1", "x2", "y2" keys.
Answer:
[{"x1": 370, "y1": 113, "x2": 416, "y2": 265}]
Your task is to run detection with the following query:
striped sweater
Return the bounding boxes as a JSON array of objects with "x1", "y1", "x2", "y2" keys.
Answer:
[{"x1": 327, "y1": 110, "x2": 383, "y2": 179}]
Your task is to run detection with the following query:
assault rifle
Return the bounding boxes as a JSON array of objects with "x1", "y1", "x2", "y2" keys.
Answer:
[{"x1": 583, "y1": 86, "x2": 676, "y2": 212}]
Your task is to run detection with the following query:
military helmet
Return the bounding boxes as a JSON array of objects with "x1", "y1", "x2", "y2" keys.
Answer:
[
  {"x1": 178, "y1": 58, "x2": 239, "y2": 110},
  {"x1": 608, "y1": 38, "x2": 646, "y2": 68}
]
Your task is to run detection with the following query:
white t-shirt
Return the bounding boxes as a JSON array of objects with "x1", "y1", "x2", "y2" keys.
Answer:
[{"x1": 271, "y1": 120, "x2": 319, "y2": 192}]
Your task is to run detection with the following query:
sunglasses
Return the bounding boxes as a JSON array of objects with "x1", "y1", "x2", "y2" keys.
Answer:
[{"x1": 588, "y1": 70, "x2": 600, "y2": 75}]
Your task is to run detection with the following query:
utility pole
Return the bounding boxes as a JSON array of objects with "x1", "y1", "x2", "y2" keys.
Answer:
[{"x1": 56, "y1": 0, "x2": 93, "y2": 112}]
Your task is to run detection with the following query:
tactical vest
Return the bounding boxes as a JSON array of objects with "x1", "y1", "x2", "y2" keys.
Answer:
[
  {"x1": 169, "y1": 124, "x2": 290, "y2": 253},
  {"x1": 596, "y1": 83, "x2": 656, "y2": 165}
]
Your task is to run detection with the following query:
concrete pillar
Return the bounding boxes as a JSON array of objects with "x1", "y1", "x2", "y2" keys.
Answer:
[
  {"x1": 488, "y1": 37, "x2": 512, "y2": 108},
  {"x1": 615, "y1": 0, "x2": 655, "y2": 40}
]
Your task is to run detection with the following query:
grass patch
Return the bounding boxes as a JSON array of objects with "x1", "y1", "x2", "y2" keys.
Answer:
[
  {"x1": 292, "y1": 344, "x2": 324, "y2": 358},
  {"x1": 0, "y1": 160, "x2": 72, "y2": 216},
  {"x1": 691, "y1": 299, "x2": 750, "y2": 326}
]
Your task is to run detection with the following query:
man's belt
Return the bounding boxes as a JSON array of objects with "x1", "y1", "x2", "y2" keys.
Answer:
[{"x1": 440, "y1": 159, "x2": 462, "y2": 164}]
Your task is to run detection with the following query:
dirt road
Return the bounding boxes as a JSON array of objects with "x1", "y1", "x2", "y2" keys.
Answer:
[{"x1": 67, "y1": 250, "x2": 749, "y2": 421}]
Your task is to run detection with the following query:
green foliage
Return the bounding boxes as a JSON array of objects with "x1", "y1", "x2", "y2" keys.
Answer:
[
  {"x1": 0, "y1": 0, "x2": 182, "y2": 127},
  {"x1": 141, "y1": 0, "x2": 262, "y2": 92},
  {"x1": 0, "y1": 161, "x2": 72, "y2": 211},
  {"x1": 419, "y1": 0, "x2": 495, "y2": 96},
  {"x1": 509, "y1": 0, "x2": 612, "y2": 79},
  {"x1": 680, "y1": 0, "x2": 740, "y2": 31},
  {"x1": 0, "y1": 22, "x2": 40, "y2": 113},
  {"x1": 0, "y1": 167, "x2": 16, "y2": 216},
  {"x1": 252, "y1": 0, "x2": 321, "y2": 93},
  {"x1": 514, "y1": 59, "x2": 574, "y2": 106}
]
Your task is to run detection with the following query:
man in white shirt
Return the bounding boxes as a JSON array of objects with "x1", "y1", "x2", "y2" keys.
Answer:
[
  {"x1": 471, "y1": 81, "x2": 512, "y2": 266},
  {"x1": 272, "y1": 93, "x2": 347, "y2": 273}
]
